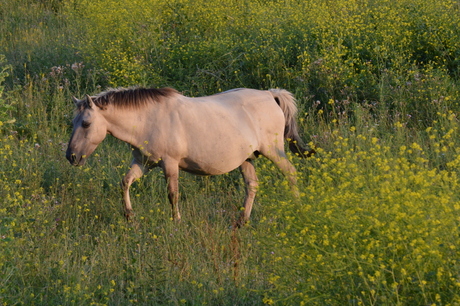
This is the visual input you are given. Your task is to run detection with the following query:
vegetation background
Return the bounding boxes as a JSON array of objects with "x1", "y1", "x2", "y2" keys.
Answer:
[{"x1": 1, "y1": 0, "x2": 460, "y2": 304}]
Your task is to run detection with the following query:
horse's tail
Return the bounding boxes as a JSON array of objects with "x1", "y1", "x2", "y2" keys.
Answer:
[{"x1": 269, "y1": 89, "x2": 315, "y2": 158}]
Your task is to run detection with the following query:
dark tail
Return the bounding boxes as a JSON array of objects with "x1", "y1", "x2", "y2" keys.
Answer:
[{"x1": 269, "y1": 89, "x2": 315, "y2": 158}]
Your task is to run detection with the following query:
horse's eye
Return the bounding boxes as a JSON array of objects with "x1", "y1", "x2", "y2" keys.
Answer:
[{"x1": 82, "y1": 121, "x2": 91, "y2": 128}]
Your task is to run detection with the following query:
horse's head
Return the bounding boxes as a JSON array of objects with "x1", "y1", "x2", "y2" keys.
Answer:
[{"x1": 66, "y1": 95, "x2": 108, "y2": 166}]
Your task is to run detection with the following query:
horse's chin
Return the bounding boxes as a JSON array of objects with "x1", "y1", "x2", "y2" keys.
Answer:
[{"x1": 76, "y1": 158, "x2": 87, "y2": 166}]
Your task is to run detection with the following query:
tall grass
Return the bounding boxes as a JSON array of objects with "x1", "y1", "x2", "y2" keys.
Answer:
[{"x1": 1, "y1": 0, "x2": 460, "y2": 304}]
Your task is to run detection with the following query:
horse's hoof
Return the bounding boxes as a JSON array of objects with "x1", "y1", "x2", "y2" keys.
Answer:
[
  {"x1": 172, "y1": 213, "x2": 182, "y2": 222},
  {"x1": 233, "y1": 218, "x2": 247, "y2": 229},
  {"x1": 125, "y1": 210, "x2": 134, "y2": 221}
]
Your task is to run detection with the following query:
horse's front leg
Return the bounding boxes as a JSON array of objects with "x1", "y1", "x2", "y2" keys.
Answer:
[
  {"x1": 122, "y1": 160, "x2": 148, "y2": 220},
  {"x1": 161, "y1": 159, "x2": 181, "y2": 222}
]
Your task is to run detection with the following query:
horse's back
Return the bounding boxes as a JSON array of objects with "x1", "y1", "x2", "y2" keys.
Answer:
[
  {"x1": 183, "y1": 88, "x2": 285, "y2": 140},
  {"x1": 189, "y1": 88, "x2": 283, "y2": 124}
]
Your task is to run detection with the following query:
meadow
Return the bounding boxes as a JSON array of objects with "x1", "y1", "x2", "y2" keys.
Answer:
[{"x1": 1, "y1": 0, "x2": 460, "y2": 304}]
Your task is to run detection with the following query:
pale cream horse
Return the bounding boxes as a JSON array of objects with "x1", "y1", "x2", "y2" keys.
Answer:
[{"x1": 66, "y1": 87, "x2": 314, "y2": 225}]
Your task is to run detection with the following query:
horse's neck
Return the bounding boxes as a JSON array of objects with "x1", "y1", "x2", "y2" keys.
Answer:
[{"x1": 104, "y1": 108, "x2": 151, "y2": 146}]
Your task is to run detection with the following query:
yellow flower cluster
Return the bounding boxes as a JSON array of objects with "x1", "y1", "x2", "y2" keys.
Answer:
[
  {"x1": 59, "y1": 0, "x2": 459, "y2": 98},
  {"x1": 257, "y1": 123, "x2": 460, "y2": 304}
]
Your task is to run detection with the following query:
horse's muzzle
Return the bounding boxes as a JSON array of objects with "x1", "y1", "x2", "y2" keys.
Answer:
[{"x1": 66, "y1": 149, "x2": 85, "y2": 166}]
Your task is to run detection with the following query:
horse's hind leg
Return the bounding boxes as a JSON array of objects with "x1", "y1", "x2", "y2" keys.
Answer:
[
  {"x1": 237, "y1": 160, "x2": 259, "y2": 227},
  {"x1": 262, "y1": 148, "x2": 299, "y2": 197},
  {"x1": 122, "y1": 160, "x2": 148, "y2": 220}
]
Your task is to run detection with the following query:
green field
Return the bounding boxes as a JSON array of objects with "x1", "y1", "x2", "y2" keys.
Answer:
[{"x1": 1, "y1": 0, "x2": 460, "y2": 304}]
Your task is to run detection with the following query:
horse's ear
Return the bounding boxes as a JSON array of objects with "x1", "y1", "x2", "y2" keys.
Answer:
[
  {"x1": 86, "y1": 94, "x2": 95, "y2": 109},
  {"x1": 72, "y1": 96, "x2": 79, "y2": 106}
]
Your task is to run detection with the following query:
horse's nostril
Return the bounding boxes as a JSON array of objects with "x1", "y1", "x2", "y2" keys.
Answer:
[{"x1": 66, "y1": 151, "x2": 77, "y2": 164}]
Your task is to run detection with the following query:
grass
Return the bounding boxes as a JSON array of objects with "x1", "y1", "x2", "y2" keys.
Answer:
[{"x1": 1, "y1": 0, "x2": 460, "y2": 304}]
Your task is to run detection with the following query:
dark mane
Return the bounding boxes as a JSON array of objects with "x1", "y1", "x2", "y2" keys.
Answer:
[{"x1": 93, "y1": 87, "x2": 178, "y2": 109}]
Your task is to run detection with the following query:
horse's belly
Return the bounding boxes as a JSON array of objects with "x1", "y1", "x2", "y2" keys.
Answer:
[{"x1": 179, "y1": 151, "x2": 250, "y2": 176}]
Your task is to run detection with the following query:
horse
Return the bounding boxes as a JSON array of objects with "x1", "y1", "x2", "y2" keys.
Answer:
[{"x1": 66, "y1": 87, "x2": 314, "y2": 226}]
